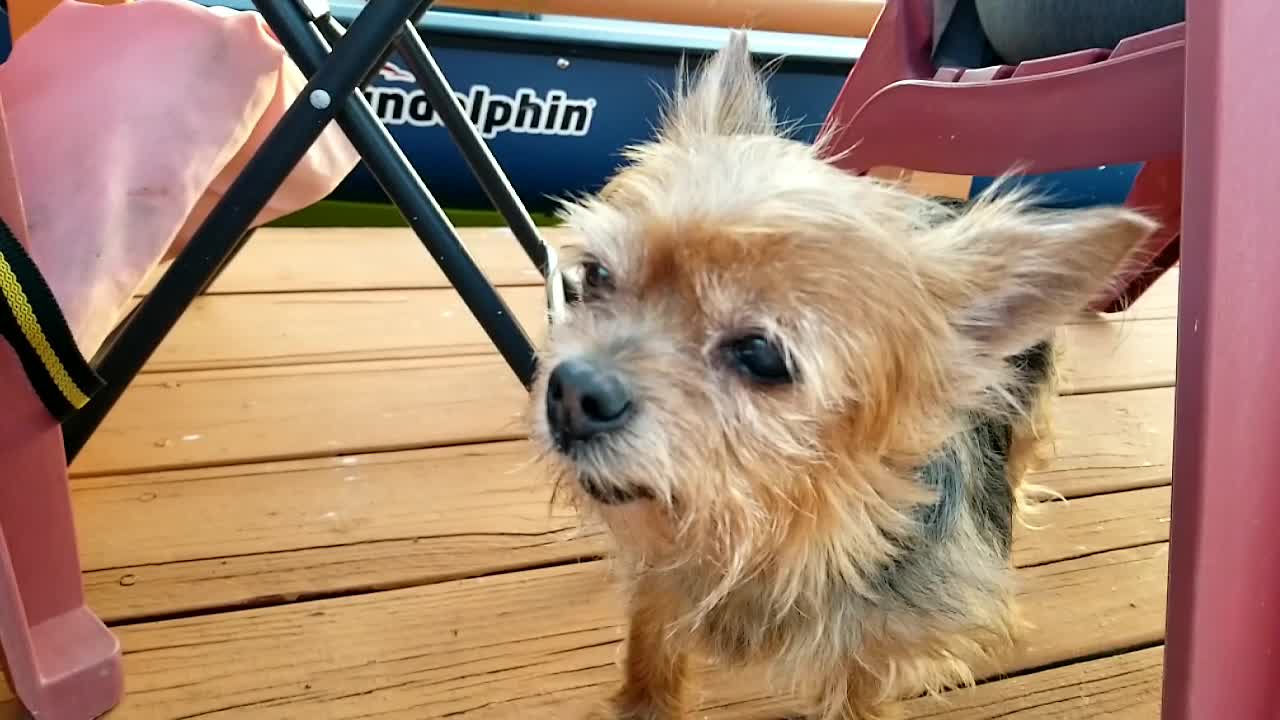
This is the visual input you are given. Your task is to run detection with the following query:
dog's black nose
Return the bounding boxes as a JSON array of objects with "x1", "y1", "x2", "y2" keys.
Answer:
[{"x1": 546, "y1": 358, "x2": 633, "y2": 444}]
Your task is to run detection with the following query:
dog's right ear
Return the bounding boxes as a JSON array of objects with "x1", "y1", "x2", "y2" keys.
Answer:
[
  {"x1": 660, "y1": 31, "x2": 777, "y2": 142},
  {"x1": 922, "y1": 188, "x2": 1158, "y2": 359}
]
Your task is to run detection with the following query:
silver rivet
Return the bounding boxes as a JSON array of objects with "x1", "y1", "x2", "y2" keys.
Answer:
[
  {"x1": 309, "y1": 89, "x2": 332, "y2": 109},
  {"x1": 556, "y1": 57, "x2": 570, "y2": 70}
]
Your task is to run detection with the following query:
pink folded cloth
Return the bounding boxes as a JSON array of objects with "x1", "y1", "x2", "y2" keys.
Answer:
[{"x1": 0, "y1": 0, "x2": 359, "y2": 357}]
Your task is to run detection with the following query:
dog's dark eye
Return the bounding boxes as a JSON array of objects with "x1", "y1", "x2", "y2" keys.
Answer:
[
  {"x1": 583, "y1": 261, "x2": 612, "y2": 291},
  {"x1": 726, "y1": 335, "x2": 793, "y2": 384},
  {"x1": 568, "y1": 259, "x2": 613, "y2": 304}
]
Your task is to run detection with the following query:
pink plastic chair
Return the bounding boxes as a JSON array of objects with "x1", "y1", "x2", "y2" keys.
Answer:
[
  {"x1": 818, "y1": 0, "x2": 1186, "y2": 313},
  {"x1": 0, "y1": 105, "x2": 123, "y2": 718},
  {"x1": 0, "y1": 2, "x2": 359, "y2": 716},
  {"x1": 1164, "y1": 1, "x2": 1280, "y2": 717},
  {"x1": 821, "y1": 1, "x2": 1280, "y2": 716},
  {"x1": 0, "y1": 346, "x2": 124, "y2": 720}
]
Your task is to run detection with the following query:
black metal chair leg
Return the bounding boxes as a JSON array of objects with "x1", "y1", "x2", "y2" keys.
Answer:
[
  {"x1": 261, "y1": 3, "x2": 539, "y2": 388},
  {"x1": 315, "y1": 13, "x2": 550, "y2": 278},
  {"x1": 390, "y1": 21, "x2": 551, "y2": 277}
]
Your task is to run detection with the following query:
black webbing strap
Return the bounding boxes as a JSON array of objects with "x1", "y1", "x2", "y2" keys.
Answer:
[{"x1": 0, "y1": 218, "x2": 104, "y2": 421}]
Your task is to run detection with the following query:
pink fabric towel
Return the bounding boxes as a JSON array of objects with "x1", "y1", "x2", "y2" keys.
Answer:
[{"x1": 0, "y1": 0, "x2": 359, "y2": 356}]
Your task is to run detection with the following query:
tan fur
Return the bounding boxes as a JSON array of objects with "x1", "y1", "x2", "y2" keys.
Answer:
[{"x1": 531, "y1": 33, "x2": 1158, "y2": 720}]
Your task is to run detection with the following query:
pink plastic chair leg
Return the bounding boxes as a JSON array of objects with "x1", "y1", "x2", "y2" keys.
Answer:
[
  {"x1": 1163, "y1": 1, "x2": 1280, "y2": 718},
  {"x1": 0, "y1": 343, "x2": 122, "y2": 719}
]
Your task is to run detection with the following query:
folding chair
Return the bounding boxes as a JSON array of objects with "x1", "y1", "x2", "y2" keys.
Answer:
[
  {"x1": 1165, "y1": 2, "x2": 1280, "y2": 717},
  {"x1": 0, "y1": 0, "x2": 547, "y2": 715},
  {"x1": 61, "y1": 0, "x2": 555, "y2": 457},
  {"x1": 0, "y1": 8, "x2": 123, "y2": 714},
  {"x1": 0, "y1": 234, "x2": 123, "y2": 720}
]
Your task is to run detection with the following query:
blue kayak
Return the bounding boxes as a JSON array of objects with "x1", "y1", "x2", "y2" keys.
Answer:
[{"x1": 203, "y1": 2, "x2": 1140, "y2": 213}]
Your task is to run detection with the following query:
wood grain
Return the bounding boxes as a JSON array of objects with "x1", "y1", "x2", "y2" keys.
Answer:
[
  {"x1": 75, "y1": 371, "x2": 1168, "y2": 621},
  {"x1": 1032, "y1": 387, "x2": 1173, "y2": 497},
  {"x1": 140, "y1": 287, "x2": 548, "y2": 373},
  {"x1": 139, "y1": 227, "x2": 1174, "y2": 315},
  {"x1": 106, "y1": 545, "x2": 1167, "y2": 719},
  {"x1": 75, "y1": 438, "x2": 1168, "y2": 624},
  {"x1": 137, "y1": 284, "x2": 1173, "y2": 382},
  {"x1": 19, "y1": 233, "x2": 1176, "y2": 714},
  {"x1": 69, "y1": 386, "x2": 1170, "y2": 624},
  {"x1": 695, "y1": 646, "x2": 1164, "y2": 719},
  {"x1": 137, "y1": 227, "x2": 570, "y2": 295},
  {"x1": 71, "y1": 356, "x2": 528, "y2": 477},
  {"x1": 1011, "y1": 486, "x2": 1170, "y2": 568},
  {"x1": 73, "y1": 328, "x2": 1175, "y2": 479},
  {"x1": 75, "y1": 442, "x2": 606, "y2": 622},
  {"x1": 901, "y1": 646, "x2": 1163, "y2": 719},
  {"x1": 1079, "y1": 267, "x2": 1178, "y2": 323},
  {"x1": 71, "y1": 380, "x2": 1165, "y2": 585},
  {"x1": 1056, "y1": 318, "x2": 1176, "y2": 394}
]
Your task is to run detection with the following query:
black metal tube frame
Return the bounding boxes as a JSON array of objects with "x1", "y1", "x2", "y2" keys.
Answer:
[
  {"x1": 261, "y1": 3, "x2": 539, "y2": 382},
  {"x1": 63, "y1": 0, "x2": 549, "y2": 460},
  {"x1": 318, "y1": 15, "x2": 551, "y2": 277}
]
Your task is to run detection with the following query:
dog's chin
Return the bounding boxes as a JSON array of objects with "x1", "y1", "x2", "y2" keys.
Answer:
[
  {"x1": 576, "y1": 470, "x2": 652, "y2": 506},
  {"x1": 538, "y1": 428, "x2": 652, "y2": 506}
]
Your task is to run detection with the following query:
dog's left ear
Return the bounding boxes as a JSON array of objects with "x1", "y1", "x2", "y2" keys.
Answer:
[
  {"x1": 660, "y1": 31, "x2": 776, "y2": 142},
  {"x1": 924, "y1": 194, "x2": 1159, "y2": 358}
]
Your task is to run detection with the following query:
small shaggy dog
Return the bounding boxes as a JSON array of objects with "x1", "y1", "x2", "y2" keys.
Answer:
[{"x1": 529, "y1": 33, "x2": 1156, "y2": 720}]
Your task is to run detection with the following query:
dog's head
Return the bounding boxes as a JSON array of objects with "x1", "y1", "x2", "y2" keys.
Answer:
[{"x1": 529, "y1": 34, "x2": 1155, "y2": 580}]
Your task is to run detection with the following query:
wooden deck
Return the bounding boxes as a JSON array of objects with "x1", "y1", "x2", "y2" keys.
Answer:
[{"x1": 6, "y1": 226, "x2": 1175, "y2": 718}]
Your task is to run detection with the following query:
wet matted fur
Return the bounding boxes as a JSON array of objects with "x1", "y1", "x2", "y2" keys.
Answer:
[{"x1": 528, "y1": 33, "x2": 1157, "y2": 720}]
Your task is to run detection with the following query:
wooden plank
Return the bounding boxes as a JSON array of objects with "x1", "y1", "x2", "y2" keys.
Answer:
[
  {"x1": 75, "y1": 442, "x2": 607, "y2": 623},
  {"x1": 1073, "y1": 266, "x2": 1179, "y2": 324},
  {"x1": 1057, "y1": 318, "x2": 1176, "y2": 394},
  {"x1": 137, "y1": 227, "x2": 570, "y2": 295},
  {"x1": 73, "y1": 339, "x2": 1175, "y2": 480},
  {"x1": 71, "y1": 356, "x2": 528, "y2": 477},
  {"x1": 139, "y1": 226, "x2": 1175, "y2": 310},
  {"x1": 1012, "y1": 486, "x2": 1170, "y2": 567},
  {"x1": 697, "y1": 646, "x2": 1164, "y2": 719},
  {"x1": 140, "y1": 287, "x2": 548, "y2": 373},
  {"x1": 76, "y1": 448, "x2": 1168, "y2": 625},
  {"x1": 70, "y1": 387, "x2": 1169, "y2": 624},
  {"x1": 899, "y1": 646, "x2": 1163, "y2": 719},
  {"x1": 139, "y1": 284, "x2": 1173, "y2": 381},
  {"x1": 77, "y1": 463, "x2": 1167, "y2": 625},
  {"x1": 75, "y1": 328, "x2": 1176, "y2": 481},
  {"x1": 1032, "y1": 386, "x2": 1173, "y2": 497},
  {"x1": 107, "y1": 545, "x2": 1168, "y2": 718},
  {"x1": 73, "y1": 442, "x2": 546, "y2": 570}
]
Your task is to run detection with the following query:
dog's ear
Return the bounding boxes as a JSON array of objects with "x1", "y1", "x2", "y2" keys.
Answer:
[
  {"x1": 660, "y1": 31, "x2": 776, "y2": 141},
  {"x1": 924, "y1": 190, "x2": 1158, "y2": 358}
]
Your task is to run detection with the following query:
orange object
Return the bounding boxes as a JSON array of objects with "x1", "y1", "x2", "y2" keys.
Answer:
[
  {"x1": 9, "y1": 0, "x2": 132, "y2": 42},
  {"x1": 12, "y1": 0, "x2": 883, "y2": 40},
  {"x1": 440, "y1": 0, "x2": 885, "y2": 38}
]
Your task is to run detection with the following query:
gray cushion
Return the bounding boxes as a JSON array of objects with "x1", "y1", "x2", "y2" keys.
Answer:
[{"x1": 973, "y1": 0, "x2": 1184, "y2": 64}]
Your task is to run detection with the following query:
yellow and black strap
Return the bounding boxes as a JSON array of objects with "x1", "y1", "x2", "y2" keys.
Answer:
[{"x1": 0, "y1": 217, "x2": 103, "y2": 421}]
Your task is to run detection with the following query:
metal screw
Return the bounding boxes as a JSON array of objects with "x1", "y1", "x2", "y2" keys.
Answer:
[
  {"x1": 556, "y1": 57, "x2": 571, "y2": 70},
  {"x1": 309, "y1": 89, "x2": 332, "y2": 109}
]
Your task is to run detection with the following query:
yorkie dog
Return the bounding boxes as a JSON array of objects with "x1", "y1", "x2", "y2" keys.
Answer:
[{"x1": 529, "y1": 33, "x2": 1156, "y2": 720}]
